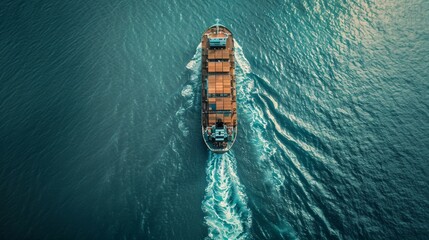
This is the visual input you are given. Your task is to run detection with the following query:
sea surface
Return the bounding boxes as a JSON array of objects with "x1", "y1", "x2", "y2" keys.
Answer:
[{"x1": 1, "y1": 0, "x2": 428, "y2": 239}]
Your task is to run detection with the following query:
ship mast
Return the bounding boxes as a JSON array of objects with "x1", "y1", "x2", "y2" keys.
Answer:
[{"x1": 216, "y1": 18, "x2": 220, "y2": 34}]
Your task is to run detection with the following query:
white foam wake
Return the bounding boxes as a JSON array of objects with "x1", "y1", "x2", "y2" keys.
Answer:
[
  {"x1": 234, "y1": 41, "x2": 251, "y2": 74},
  {"x1": 234, "y1": 42, "x2": 285, "y2": 192},
  {"x1": 176, "y1": 44, "x2": 202, "y2": 136},
  {"x1": 186, "y1": 43, "x2": 202, "y2": 74},
  {"x1": 202, "y1": 151, "x2": 252, "y2": 239}
]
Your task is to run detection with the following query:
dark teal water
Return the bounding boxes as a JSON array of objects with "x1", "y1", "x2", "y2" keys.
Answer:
[{"x1": 1, "y1": 0, "x2": 428, "y2": 239}]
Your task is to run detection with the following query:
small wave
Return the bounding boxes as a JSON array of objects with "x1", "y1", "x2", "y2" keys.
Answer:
[
  {"x1": 181, "y1": 84, "x2": 193, "y2": 98},
  {"x1": 202, "y1": 151, "x2": 252, "y2": 240}
]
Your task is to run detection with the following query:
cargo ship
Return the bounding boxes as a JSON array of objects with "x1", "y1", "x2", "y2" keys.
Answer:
[{"x1": 201, "y1": 20, "x2": 237, "y2": 153}]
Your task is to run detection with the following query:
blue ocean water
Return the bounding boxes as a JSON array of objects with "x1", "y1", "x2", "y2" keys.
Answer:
[{"x1": 1, "y1": 0, "x2": 428, "y2": 239}]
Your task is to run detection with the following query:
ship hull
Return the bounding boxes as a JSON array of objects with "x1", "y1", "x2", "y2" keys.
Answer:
[{"x1": 201, "y1": 23, "x2": 237, "y2": 153}]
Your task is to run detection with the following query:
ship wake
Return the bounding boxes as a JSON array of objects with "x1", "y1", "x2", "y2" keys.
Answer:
[
  {"x1": 176, "y1": 43, "x2": 202, "y2": 137},
  {"x1": 234, "y1": 42, "x2": 285, "y2": 193},
  {"x1": 202, "y1": 151, "x2": 252, "y2": 239},
  {"x1": 235, "y1": 42, "x2": 298, "y2": 239}
]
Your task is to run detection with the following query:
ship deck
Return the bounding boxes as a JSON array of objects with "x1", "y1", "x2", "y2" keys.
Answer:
[{"x1": 201, "y1": 26, "x2": 237, "y2": 128}]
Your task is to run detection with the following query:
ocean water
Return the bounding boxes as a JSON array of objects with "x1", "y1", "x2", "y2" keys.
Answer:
[{"x1": 1, "y1": 0, "x2": 428, "y2": 239}]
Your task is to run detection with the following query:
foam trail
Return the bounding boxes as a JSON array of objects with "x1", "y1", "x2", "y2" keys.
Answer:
[
  {"x1": 202, "y1": 151, "x2": 252, "y2": 240},
  {"x1": 234, "y1": 42, "x2": 285, "y2": 192},
  {"x1": 176, "y1": 43, "x2": 202, "y2": 136},
  {"x1": 234, "y1": 42, "x2": 251, "y2": 74},
  {"x1": 186, "y1": 43, "x2": 202, "y2": 74}
]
